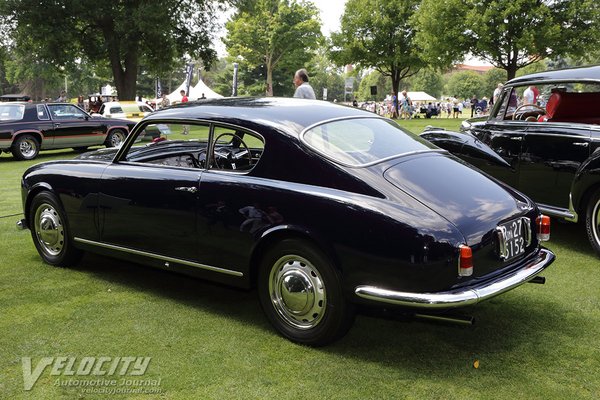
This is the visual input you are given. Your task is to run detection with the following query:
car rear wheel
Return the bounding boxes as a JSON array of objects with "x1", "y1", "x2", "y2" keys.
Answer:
[
  {"x1": 105, "y1": 129, "x2": 126, "y2": 148},
  {"x1": 29, "y1": 192, "x2": 83, "y2": 266},
  {"x1": 258, "y1": 239, "x2": 354, "y2": 346},
  {"x1": 585, "y1": 188, "x2": 600, "y2": 257},
  {"x1": 11, "y1": 134, "x2": 39, "y2": 160}
]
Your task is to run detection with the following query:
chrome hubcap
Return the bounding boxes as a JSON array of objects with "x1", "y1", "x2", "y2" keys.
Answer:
[
  {"x1": 34, "y1": 203, "x2": 64, "y2": 256},
  {"x1": 110, "y1": 131, "x2": 124, "y2": 147},
  {"x1": 593, "y1": 199, "x2": 600, "y2": 247},
  {"x1": 19, "y1": 139, "x2": 37, "y2": 157},
  {"x1": 269, "y1": 255, "x2": 326, "y2": 329}
]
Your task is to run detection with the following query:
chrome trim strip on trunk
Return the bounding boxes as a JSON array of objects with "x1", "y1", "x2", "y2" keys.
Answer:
[
  {"x1": 74, "y1": 237, "x2": 244, "y2": 277},
  {"x1": 354, "y1": 248, "x2": 554, "y2": 309}
]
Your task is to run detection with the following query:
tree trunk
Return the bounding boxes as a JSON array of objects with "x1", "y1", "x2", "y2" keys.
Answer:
[
  {"x1": 266, "y1": 63, "x2": 274, "y2": 97},
  {"x1": 104, "y1": 28, "x2": 139, "y2": 100}
]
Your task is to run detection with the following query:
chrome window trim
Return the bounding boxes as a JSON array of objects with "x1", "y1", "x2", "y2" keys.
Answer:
[{"x1": 74, "y1": 237, "x2": 243, "y2": 277}]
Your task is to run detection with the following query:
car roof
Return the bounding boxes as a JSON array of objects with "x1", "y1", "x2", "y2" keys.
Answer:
[
  {"x1": 506, "y1": 65, "x2": 600, "y2": 86},
  {"x1": 143, "y1": 97, "x2": 379, "y2": 135}
]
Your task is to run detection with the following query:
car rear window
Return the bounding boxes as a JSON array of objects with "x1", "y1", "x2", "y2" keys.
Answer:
[
  {"x1": 0, "y1": 104, "x2": 25, "y2": 121},
  {"x1": 302, "y1": 117, "x2": 435, "y2": 166}
]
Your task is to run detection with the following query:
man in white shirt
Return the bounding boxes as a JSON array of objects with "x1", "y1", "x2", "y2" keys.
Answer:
[
  {"x1": 293, "y1": 69, "x2": 316, "y2": 99},
  {"x1": 523, "y1": 86, "x2": 535, "y2": 104}
]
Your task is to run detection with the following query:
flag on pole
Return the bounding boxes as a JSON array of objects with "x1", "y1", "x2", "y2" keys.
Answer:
[{"x1": 185, "y1": 64, "x2": 195, "y2": 96}]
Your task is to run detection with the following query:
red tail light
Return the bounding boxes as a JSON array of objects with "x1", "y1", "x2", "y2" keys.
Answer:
[
  {"x1": 536, "y1": 215, "x2": 550, "y2": 241},
  {"x1": 458, "y1": 245, "x2": 473, "y2": 277}
]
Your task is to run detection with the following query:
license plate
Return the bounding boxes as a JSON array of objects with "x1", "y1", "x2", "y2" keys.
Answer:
[{"x1": 496, "y1": 218, "x2": 529, "y2": 261}]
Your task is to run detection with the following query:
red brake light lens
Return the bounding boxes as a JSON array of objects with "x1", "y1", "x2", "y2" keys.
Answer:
[
  {"x1": 458, "y1": 245, "x2": 473, "y2": 277},
  {"x1": 536, "y1": 215, "x2": 550, "y2": 241}
]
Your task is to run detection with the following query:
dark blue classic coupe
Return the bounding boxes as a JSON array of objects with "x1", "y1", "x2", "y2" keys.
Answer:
[{"x1": 18, "y1": 98, "x2": 554, "y2": 345}]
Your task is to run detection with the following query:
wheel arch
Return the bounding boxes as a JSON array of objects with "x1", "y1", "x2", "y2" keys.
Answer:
[
  {"x1": 572, "y1": 153, "x2": 600, "y2": 214},
  {"x1": 248, "y1": 225, "x2": 340, "y2": 289},
  {"x1": 12, "y1": 130, "x2": 43, "y2": 147},
  {"x1": 23, "y1": 182, "x2": 56, "y2": 226}
]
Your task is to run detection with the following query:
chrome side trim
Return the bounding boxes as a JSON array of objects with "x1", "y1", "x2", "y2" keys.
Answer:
[
  {"x1": 354, "y1": 248, "x2": 554, "y2": 309},
  {"x1": 74, "y1": 237, "x2": 243, "y2": 277}
]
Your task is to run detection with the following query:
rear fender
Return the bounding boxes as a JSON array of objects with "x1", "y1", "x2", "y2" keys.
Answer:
[
  {"x1": 571, "y1": 150, "x2": 600, "y2": 213},
  {"x1": 420, "y1": 129, "x2": 511, "y2": 169}
]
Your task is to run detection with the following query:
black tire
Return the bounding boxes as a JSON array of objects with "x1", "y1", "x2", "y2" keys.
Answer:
[
  {"x1": 258, "y1": 239, "x2": 354, "y2": 346},
  {"x1": 11, "y1": 134, "x2": 40, "y2": 160},
  {"x1": 29, "y1": 192, "x2": 83, "y2": 267},
  {"x1": 105, "y1": 129, "x2": 126, "y2": 148},
  {"x1": 585, "y1": 188, "x2": 600, "y2": 257}
]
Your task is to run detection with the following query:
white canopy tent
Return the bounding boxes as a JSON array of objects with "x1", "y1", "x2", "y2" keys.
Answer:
[
  {"x1": 166, "y1": 80, "x2": 223, "y2": 103},
  {"x1": 401, "y1": 91, "x2": 437, "y2": 102}
]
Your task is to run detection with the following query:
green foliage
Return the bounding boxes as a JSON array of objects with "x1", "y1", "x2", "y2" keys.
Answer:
[
  {"x1": 331, "y1": 0, "x2": 425, "y2": 96},
  {"x1": 0, "y1": 0, "x2": 224, "y2": 100},
  {"x1": 224, "y1": 0, "x2": 322, "y2": 96},
  {"x1": 415, "y1": 0, "x2": 600, "y2": 79},
  {"x1": 481, "y1": 68, "x2": 508, "y2": 99},
  {"x1": 405, "y1": 69, "x2": 444, "y2": 99},
  {"x1": 444, "y1": 71, "x2": 484, "y2": 99},
  {"x1": 356, "y1": 70, "x2": 390, "y2": 101}
]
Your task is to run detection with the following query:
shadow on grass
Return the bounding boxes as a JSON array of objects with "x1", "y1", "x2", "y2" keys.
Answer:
[
  {"x1": 547, "y1": 218, "x2": 595, "y2": 256},
  {"x1": 70, "y1": 250, "x2": 582, "y2": 374}
]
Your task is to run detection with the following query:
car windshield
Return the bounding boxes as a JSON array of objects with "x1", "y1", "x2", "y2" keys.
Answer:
[
  {"x1": 0, "y1": 104, "x2": 25, "y2": 121},
  {"x1": 302, "y1": 117, "x2": 435, "y2": 166}
]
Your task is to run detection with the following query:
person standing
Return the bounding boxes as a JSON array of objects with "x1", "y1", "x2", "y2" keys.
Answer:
[
  {"x1": 523, "y1": 86, "x2": 535, "y2": 105},
  {"x1": 180, "y1": 89, "x2": 189, "y2": 134},
  {"x1": 492, "y1": 83, "x2": 503, "y2": 105},
  {"x1": 160, "y1": 93, "x2": 170, "y2": 109},
  {"x1": 470, "y1": 95, "x2": 478, "y2": 118},
  {"x1": 292, "y1": 69, "x2": 316, "y2": 99}
]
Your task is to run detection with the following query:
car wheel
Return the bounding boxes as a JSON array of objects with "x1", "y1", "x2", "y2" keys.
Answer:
[
  {"x1": 29, "y1": 192, "x2": 83, "y2": 266},
  {"x1": 258, "y1": 239, "x2": 354, "y2": 346},
  {"x1": 105, "y1": 129, "x2": 126, "y2": 148},
  {"x1": 11, "y1": 134, "x2": 40, "y2": 160},
  {"x1": 585, "y1": 188, "x2": 600, "y2": 257}
]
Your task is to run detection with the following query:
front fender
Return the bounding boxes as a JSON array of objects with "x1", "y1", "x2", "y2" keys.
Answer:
[{"x1": 420, "y1": 129, "x2": 511, "y2": 169}]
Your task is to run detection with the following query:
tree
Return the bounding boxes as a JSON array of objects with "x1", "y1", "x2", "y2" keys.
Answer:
[
  {"x1": 415, "y1": 0, "x2": 600, "y2": 80},
  {"x1": 444, "y1": 71, "x2": 484, "y2": 100},
  {"x1": 356, "y1": 70, "x2": 390, "y2": 102},
  {"x1": 0, "y1": 0, "x2": 224, "y2": 100},
  {"x1": 224, "y1": 0, "x2": 322, "y2": 97},
  {"x1": 331, "y1": 0, "x2": 425, "y2": 107},
  {"x1": 481, "y1": 68, "x2": 508, "y2": 100},
  {"x1": 405, "y1": 69, "x2": 444, "y2": 99}
]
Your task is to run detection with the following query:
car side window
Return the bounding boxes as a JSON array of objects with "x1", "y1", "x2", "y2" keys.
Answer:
[
  {"x1": 47, "y1": 104, "x2": 88, "y2": 120},
  {"x1": 211, "y1": 126, "x2": 265, "y2": 172},
  {"x1": 36, "y1": 105, "x2": 49, "y2": 120},
  {"x1": 124, "y1": 122, "x2": 211, "y2": 169},
  {"x1": 492, "y1": 88, "x2": 513, "y2": 121}
]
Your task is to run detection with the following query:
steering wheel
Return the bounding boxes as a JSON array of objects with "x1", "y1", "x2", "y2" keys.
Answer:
[
  {"x1": 213, "y1": 133, "x2": 252, "y2": 170},
  {"x1": 512, "y1": 104, "x2": 546, "y2": 120}
]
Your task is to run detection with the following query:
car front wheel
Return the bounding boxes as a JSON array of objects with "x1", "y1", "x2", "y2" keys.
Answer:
[
  {"x1": 585, "y1": 188, "x2": 600, "y2": 257},
  {"x1": 105, "y1": 129, "x2": 126, "y2": 148},
  {"x1": 258, "y1": 239, "x2": 354, "y2": 346},
  {"x1": 11, "y1": 134, "x2": 40, "y2": 160},
  {"x1": 29, "y1": 192, "x2": 83, "y2": 266}
]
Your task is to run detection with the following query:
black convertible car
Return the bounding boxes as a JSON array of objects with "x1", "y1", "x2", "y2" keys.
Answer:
[
  {"x1": 18, "y1": 98, "x2": 554, "y2": 345},
  {"x1": 421, "y1": 65, "x2": 600, "y2": 256},
  {"x1": 0, "y1": 102, "x2": 135, "y2": 160}
]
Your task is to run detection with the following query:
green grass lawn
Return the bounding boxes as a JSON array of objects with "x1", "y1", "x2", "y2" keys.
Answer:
[{"x1": 1, "y1": 129, "x2": 599, "y2": 399}]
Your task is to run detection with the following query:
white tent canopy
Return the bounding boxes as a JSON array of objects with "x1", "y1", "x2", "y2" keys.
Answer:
[
  {"x1": 401, "y1": 91, "x2": 437, "y2": 102},
  {"x1": 166, "y1": 79, "x2": 223, "y2": 103}
]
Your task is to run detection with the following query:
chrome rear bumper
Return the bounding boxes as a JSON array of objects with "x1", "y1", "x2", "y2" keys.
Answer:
[{"x1": 354, "y1": 248, "x2": 555, "y2": 309}]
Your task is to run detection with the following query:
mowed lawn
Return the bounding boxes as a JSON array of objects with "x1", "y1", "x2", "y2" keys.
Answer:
[{"x1": 0, "y1": 119, "x2": 599, "y2": 399}]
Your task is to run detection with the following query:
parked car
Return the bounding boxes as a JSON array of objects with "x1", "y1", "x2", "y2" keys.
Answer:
[
  {"x1": 0, "y1": 102, "x2": 135, "y2": 160},
  {"x1": 421, "y1": 65, "x2": 600, "y2": 256},
  {"x1": 93, "y1": 101, "x2": 154, "y2": 122},
  {"x1": 18, "y1": 98, "x2": 554, "y2": 345}
]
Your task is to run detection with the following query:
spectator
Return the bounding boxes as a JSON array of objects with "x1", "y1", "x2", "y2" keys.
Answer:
[
  {"x1": 470, "y1": 95, "x2": 478, "y2": 118},
  {"x1": 292, "y1": 69, "x2": 316, "y2": 99}
]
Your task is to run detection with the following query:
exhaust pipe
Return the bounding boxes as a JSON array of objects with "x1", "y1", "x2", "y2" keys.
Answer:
[{"x1": 528, "y1": 276, "x2": 546, "y2": 284}]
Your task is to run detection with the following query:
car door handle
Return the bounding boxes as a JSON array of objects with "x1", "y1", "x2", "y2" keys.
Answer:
[
  {"x1": 54, "y1": 123, "x2": 61, "y2": 127},
  {"x1": 510, "y1": 136, "x2": 522, "y2": 141},
  {"x1": 573, "y1": 142, "x2": 589, "y2": 147},
  {"x1": 175, "y1": 186, "x2": 197, "y2": 193}
]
